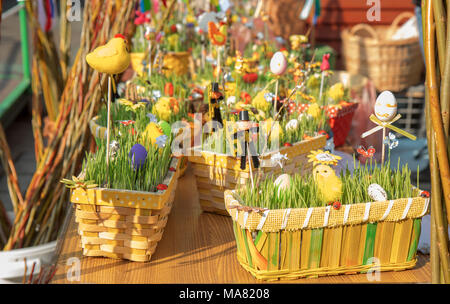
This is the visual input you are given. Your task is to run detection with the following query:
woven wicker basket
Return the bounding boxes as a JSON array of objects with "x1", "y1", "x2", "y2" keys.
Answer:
[
  {"x1": 225, "y1": 189, "x2": 429, "y2": 281},
  {"x1": 70, "y1": 158, "x2": 179, "y2": 262},
  {"x1": 188, "y1": 135, "x2": 326, "y2": 215},
  {"x1": 341, "y1": 12, "x2": 424, "y2": 92},
  {"x1": 130, "y1": 51, "x2": 190, "y2": 77}
]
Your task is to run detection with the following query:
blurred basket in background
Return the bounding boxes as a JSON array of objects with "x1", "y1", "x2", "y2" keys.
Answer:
[{"x1": 341, "y1": 12, "x2": 424, "y2": 92}]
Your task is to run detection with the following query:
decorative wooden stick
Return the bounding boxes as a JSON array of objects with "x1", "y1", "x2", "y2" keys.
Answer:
[
  {"x1": 106, "y1": 76, "x2": 112, "y2": 167},
  {"x1": 247, "y1": 143, "x2": 255, "y2": 189}
]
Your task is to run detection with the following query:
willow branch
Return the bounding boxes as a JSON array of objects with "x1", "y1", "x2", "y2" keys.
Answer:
[{"x1": 425, "y1": 0, "x2": 450, "y2": 225}]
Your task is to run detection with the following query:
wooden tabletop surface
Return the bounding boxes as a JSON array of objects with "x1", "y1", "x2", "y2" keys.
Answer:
[{"x1": 51, "y1": 165, "x2": 431, "y2": 284}]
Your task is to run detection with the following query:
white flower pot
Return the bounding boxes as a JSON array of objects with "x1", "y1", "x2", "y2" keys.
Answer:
[{"x1": 0, "y1": 212, "x2": 57, "y2": 283}]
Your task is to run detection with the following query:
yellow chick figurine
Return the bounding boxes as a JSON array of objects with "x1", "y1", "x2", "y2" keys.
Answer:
[
  {"x1": 313, "y1": 164, "x2": 342, "y2": 203},
  {"x1": 141, "y1": 122, "x2": 165, "y2": 147},
  {"x1": 86, "y1": 34, "x2": 131, "y2": 74},
  {"x1": 152, "y1": 97, "x2": 179, "y2": 122},
  {"x1": 252, "y1": 90, "x2": 272, "y2": 112}
]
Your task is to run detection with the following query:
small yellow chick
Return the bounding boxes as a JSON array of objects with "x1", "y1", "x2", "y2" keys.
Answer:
[
  {"x1": 313, "y1": 164, "x2": 342, "y2": 203},
  {"x1": 307, "y1": 103, "x2": 321, "y2": 118},
  {"x1": 152, "y1": 97, "x2": 179, "y2": 121},
  {"x1": 86, "y1": 34, "x2": 130, "y2": 74},
  {"x1": 328, "y1": 83, "x2": 345, "y2": 102},
  {"x1": 141, "y1": 122, "x2": 165, "y2": 147},
  {"x1": 252, "y1": 90, "x2": 271, "y2": 112}
]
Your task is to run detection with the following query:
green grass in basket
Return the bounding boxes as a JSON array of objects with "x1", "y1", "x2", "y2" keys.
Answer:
[
  {"x1": 83, "y1": 129, "x2": 173, "y2": 192},
  {"x1": 235, "y1": 157, "x2": 419, "y2": 209},
  {"x1": 201, "y1": 110, "x2": 328, "y2": 154}
]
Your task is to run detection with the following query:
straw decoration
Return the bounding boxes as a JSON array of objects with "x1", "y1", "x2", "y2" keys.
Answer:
[{"x1": 0, "y1": 0, "x2": 138, "y2": 251}]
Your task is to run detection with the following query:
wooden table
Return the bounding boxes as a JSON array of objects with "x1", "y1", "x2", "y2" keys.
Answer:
[{"x1": 51, "y1": 165, "x2": 431, "y2": 284}]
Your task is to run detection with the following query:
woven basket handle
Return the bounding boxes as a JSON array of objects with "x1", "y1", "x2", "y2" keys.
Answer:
[
  {"x1": 349, "y1": 23, "x2": 378, "y2": 40},
  {"x1": 386, "y1": 11, "x2": 415, "y2": 38}
]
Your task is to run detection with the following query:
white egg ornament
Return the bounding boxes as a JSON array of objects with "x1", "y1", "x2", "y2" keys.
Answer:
[
  {"x1": 368, "y1": 183, "x2": 388, "y2": 202},
  {"x1": 285, "y1": 119, "x2": 299, "y2": 131},
  {"x1": 270, "y1": 51, "x2": 287, "y2": 76},
  {"x1": 274, "y1": 174, "x2": 291, "y2": 196},
  {"x1": 374, "y1": 91, "x2": 397, "y2": 122}
]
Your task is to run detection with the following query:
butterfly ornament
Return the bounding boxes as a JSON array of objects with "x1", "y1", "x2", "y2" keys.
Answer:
[{"x1": 357, "y1": 146, "x2": 376, "y2": 158}]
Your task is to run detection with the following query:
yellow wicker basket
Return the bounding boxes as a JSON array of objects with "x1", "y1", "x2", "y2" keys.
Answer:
[
  {"x1": 188, "y1": 135, "x2": 327, "y2": 215},
  {"x1": 130, "y1": 51, "x2": 190, "y2": 77},
  {"x1": 160, "y1": 51, "x2": 190, "y2": 77},
  {"x1": 70, "y1": 158, "x2": 179, "y2": 262},
  {"x1": 225, "y1": 189, "x2": 429, "y2": 281}
]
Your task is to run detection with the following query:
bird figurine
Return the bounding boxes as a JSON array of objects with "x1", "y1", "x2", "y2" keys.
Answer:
[
  {"x1": 313, "y1": 164, "x2": 342, "y2": 204},
  {"x1": 208, "y1": 21, "x2": 227, "y2": 46},
  {"x1": 141, "y1": 122, "x2": 166, "y2": 147},
  {"x1": 86, "y1": 34, "x2": 131, "y2": 75},
  {"x1": 85, "y1": 34, "x2": 131, "y2": 167}
]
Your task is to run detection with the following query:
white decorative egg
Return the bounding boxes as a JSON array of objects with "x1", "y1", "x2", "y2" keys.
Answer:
[
  {"x1": 274, "y1": 174, "x2": 291, "y2": 196},
  {"x1": 226, "y1": 96, "x2": 236, "y2": 107},
  {"x1": 285, "y1": 119, "x2": 299, "y2": 131},
  {"x1": 368, "y1": 183, "x2": 388, "y2": 202},
  {"x1": 270, "y1": 51, "x2": 287, "y2": 75},
  {"x1": 374, "y1": 91, "x2": 397, "y2": 122}
]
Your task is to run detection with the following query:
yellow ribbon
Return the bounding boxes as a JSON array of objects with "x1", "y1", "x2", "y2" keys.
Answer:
[{"x1": 369, "y1": 114, "x2": 417, "y2": 141}]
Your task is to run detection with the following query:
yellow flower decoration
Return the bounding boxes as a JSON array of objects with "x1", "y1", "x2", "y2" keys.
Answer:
[
  {"x1": 224, "y1": 82, "x2": 237, "y2": 97},
  {"x1": 328, "y1": 83, "x2": 345, "y2": 102},
  {"x1": 307, "y1": 103, "x2": 321, "y2": 118},
  {"x1": 289, "y1": 35, "x2": 308, "y2": 50},
  {"x1": 118, "y1": 98, "x2": 134, "y2": 107},
  {"x1": 129, "y1": 102, "x2": 146, "y2": 111},
  {"x1": 308, "y1": 150, "x2": 342, "y2": 166},
  {"x1": 167, "y1": 33, "x2": 179, "y2": 49},
  {"x1": 186, "y1": 14, "x2": 196, "y2": 25},
  {"x1": 118, "y1": 99, "x2": 146, "y2": 112},
  {"x1": 252, "y1": 90, "x2": 272, "y2": 112},
  {"x1": 152, "y1": 97, "x2": 178, "y2": 121},
  {"x1": 225, "y1": 56, "x2": 234, "y2": 66}
]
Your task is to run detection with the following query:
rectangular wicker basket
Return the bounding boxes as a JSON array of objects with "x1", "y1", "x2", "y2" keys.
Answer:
[
  {"x1": 225, "y1": 189, "x2": 429, "y2": 281},
  {"x1": 70, "y1": 158, "x2": 179, "y2": 262},
  {"x1": 188, "y1": 135, "x2": 326, "y2": 215}
]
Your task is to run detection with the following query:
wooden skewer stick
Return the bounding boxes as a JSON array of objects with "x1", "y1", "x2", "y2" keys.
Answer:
[
  {"x1": 381, "y1": 127, "x2": 386, "y2": 164},
  {"x1": 319, "y1": 72, "x2": 325, "y2": 101},
  {"x1": 148, "y1": 40, "x2": 152, "y2": 77},
  {"x1": 216, "y1": 46, "x2": 221, "y2": 83},
  {"x1": 247, "y1": 143, "x2": 255, "y2": 189},
  {"x1": 273, "y1": 77, "x2": 279, "y2": 118},
  {"x1": 106, "y1": 76, "x2": 112, "y2": 168}
]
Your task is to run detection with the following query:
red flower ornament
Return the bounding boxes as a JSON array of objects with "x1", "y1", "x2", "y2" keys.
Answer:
[
  {"x1": 420, "y1": 191, "x2": 430, "y2": 198},
  {"x1": 156, "y1": 184, "x2": 168, "y2": 191},
  {"x1": 332, "y1": 201, "x2": 341, "y2": 210}
]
